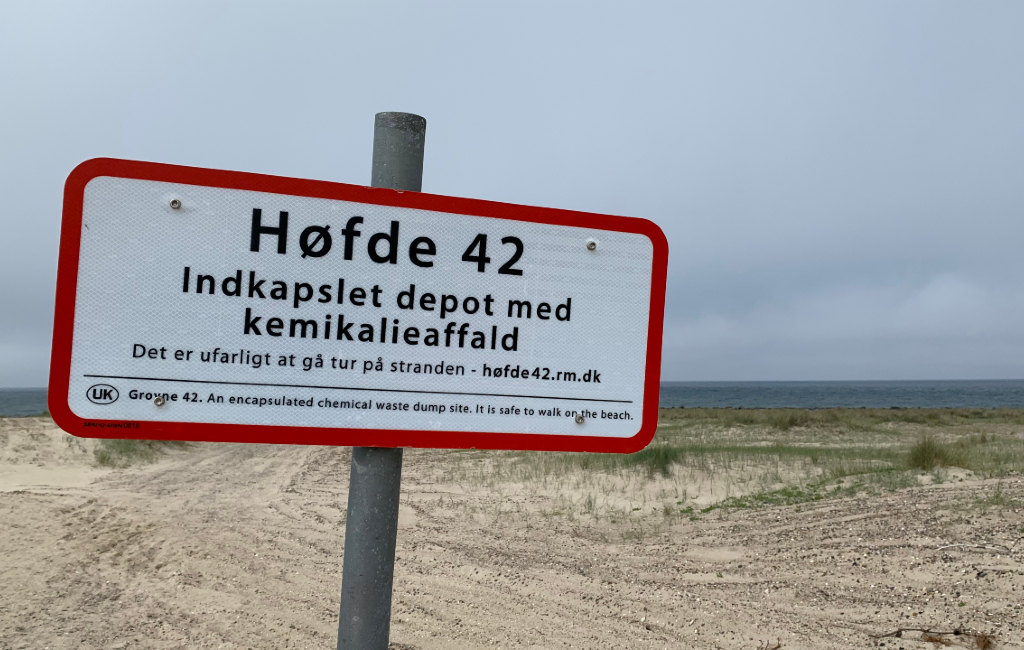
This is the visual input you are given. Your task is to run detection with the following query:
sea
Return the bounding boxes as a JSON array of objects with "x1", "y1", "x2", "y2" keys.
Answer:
[
  {"x1": 658, "y1": 380, "x2": 1024, "y2": 409},
  {"x1": 2, "y1": 381, "x2": 1024, "y2": 417},
  {"x1": 0, "y1": 388, "x2": 49, "y2": 417}
]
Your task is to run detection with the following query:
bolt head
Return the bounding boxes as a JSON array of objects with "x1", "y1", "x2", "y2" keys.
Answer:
[
  {"x1": 154, "y1": 396, "x2": 165, "y2": 407},
  {"x1": 575, "y1": 413, "x2": 585, "y2": 424},
  {"x1": 169, "y1": 199, "x2": 182, "y2": 210},
  {"x1": 586, "y1": 239, "x2": 597, "y2": 251}
]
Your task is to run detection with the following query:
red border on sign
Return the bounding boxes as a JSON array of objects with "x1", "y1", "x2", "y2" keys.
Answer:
[{"x1": 49, "y1": 158, "x2": 668, "y2": 453}]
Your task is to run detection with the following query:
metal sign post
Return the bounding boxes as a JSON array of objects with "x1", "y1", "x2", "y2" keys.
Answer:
[{"x1": 337, "y1": 113, "x2": 425, "y2": 650}]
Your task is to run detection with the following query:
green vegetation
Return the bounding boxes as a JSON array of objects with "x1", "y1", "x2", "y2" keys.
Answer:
[
  {"x1": 659, "y1": 406, "x2": 1024, "y2": 431},
  {"x1": 903, "y1": 432, "x2": 1023, "y2": 473},
  {"x1": 94, "y1": 439, "x2": 187, "y2": 467},
  {"x1": 441, "y1": 408, "x2": 1024, "y2": 530},
  {"x1": 499, "y1": 408, "x2": 1024, "y2": 483},
  {"x1": 906, "y1": 437, "x2": 963, "y2": 470},
  {"x1": 654, "y1": 408, "x2": 1024, "y2": 479}
]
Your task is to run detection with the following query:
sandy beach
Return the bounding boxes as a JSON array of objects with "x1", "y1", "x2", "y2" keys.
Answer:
[{"x1": 1, "y1": 414, "x2": 1022, "y2": 649}]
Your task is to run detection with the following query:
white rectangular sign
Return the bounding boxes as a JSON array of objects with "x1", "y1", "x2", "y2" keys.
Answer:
[{"x1": 51, "y1": 159, "x2": 667, "y2": 452}]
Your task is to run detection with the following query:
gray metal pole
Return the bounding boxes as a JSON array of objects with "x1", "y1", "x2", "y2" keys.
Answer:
[
  {"x1": 370, "y1": 112, "x2": 426, "y2": 192},
  {"x1": 337, "y1": 112, "x2": 425, "y2": 650}
]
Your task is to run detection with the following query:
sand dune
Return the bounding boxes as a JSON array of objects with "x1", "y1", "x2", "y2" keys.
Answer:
[{"x1": 1, "y1": 417, "x2": 1021, "y2": 649}]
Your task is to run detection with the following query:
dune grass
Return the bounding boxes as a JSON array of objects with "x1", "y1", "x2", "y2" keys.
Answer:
[
  {"x1": 440, "y1": 408, "x2": 1024, "y2": 528},
  {"x1": 659, "y1": 406, "x2": 1024, "y2": 431},
  {"x1": 509, "y1": 408, "x2": 1024, "y2": 480},
  {"x1": 657, "y1": 408, "x2": 1024, "y2": 477},
  {"x1": 94, "y1": 439, "x2": 188, "y2": 467}
]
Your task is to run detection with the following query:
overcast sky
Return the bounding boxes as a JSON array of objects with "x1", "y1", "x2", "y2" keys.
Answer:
[{"x1": 2, "y1": 1, "x2": 1023, "y2": 387}]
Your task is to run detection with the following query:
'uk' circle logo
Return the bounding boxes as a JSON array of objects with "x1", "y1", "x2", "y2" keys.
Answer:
[{"x1": 86, "y1": 384, "x2": 119, "y2": 405}]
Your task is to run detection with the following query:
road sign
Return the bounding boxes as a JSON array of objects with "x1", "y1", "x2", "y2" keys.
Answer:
[{"x1": 49, "y1": 158, "x2": 668, "y2": 452}]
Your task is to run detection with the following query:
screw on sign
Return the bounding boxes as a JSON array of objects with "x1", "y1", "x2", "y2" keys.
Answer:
[{"x1": 48, "y1": 113, "x2": 668, "y2": 650}]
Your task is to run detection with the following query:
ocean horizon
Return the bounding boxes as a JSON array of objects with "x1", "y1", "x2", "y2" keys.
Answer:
[
  {"x1": 658, "y1": 379, "x2": 1024, "y2": 409},
  {"x1": 3, "y1": 379, "x2": 1024, "y2": 417}
]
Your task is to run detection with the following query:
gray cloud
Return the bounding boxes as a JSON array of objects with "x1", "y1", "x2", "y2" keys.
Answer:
[
  {"x1": 1, "y1": 1, "x2": 1022, "y2": 386},
  {"x1": 665, "y1": 274, "x2": 1024, "y2": 380}
]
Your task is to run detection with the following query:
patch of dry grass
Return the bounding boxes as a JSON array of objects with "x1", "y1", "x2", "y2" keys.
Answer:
[
  {"x1": 659, "y1": 406, "x2": 1024, "y2": 431},
  {"x1": 94, "y1": 439, "x2": 188, "y2": 467},
  {"x1": 432, "y1": 408, "x2": 1024, "y2": 539}
]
